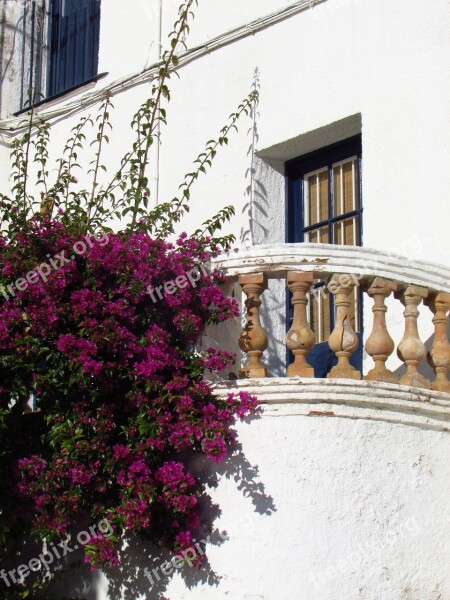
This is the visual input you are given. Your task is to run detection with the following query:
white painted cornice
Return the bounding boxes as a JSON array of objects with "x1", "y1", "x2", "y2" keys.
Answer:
[
  {"x1": 212, "y1": 243, "x2": 450, "y2": 294},
  {"x1": 214, "y1": 377, "x2": 450, "y2": 432}
]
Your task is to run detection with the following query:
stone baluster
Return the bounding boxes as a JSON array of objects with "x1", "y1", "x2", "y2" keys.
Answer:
[
  {"x1": 395, "y1": 285, "x2": 430, "y2": 389},
  {"x1": 285, "y1": 272, "x2": 315, "y2": 377},
  {"x1": 364, "y1": 277, "x2": 399, "y2": 383},
  {"x1": 327, "y1": 274, "x2": 361, "y2": 379},
  {"x1": 425, "y1": 292, "x2": 450, "y2": 392},
  {"x1": 238, "y1": 273, "x2": 269, "y2": 378}
]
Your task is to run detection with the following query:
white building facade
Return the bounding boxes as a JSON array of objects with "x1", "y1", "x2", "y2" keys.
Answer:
[{"x1": 0, "y1": 0, "x2": 449, "y2": 598}]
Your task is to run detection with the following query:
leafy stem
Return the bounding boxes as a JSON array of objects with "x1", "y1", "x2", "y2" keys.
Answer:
[
  {"x1": 130, "y1": 0, "x2": 198, "y2": 226},
  {"x1": 22, "y1": 100, "x2": 35, "y2": 204},
  {"x1": 88, "y1": 92, "x2": 113, "y2": 223},
  {"x1": 148, "y1": 89, "x2": 259, "y2": 239}
]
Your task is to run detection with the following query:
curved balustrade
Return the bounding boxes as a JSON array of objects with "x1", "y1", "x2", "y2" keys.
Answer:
[{"x1": 212, "y1": 244, "x2": 450, "y2": 393}]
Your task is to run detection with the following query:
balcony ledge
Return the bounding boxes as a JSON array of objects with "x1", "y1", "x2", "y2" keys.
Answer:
[
  {"x1": 212, "y1": 243, "x2": 450, "y2": 293},
  {"x1": 214, "y1": 378, "x2": 450, "y2": 432}
]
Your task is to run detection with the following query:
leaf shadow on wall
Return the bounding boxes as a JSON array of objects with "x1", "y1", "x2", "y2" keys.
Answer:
[
  {"x1": 240, "y1": 67, "x2": 265, "y2": 251},
  {"x1": 239, "y1": 67, "x2": 287, "y2": 378}
]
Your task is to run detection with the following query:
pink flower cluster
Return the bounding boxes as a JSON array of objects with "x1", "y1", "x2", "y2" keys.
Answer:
[{"x1": 83, "y1": 533, "x2": 119, "y2": 570}]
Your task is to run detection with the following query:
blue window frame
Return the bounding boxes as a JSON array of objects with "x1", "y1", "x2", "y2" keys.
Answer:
[
  {"x1": 285, "y1": 136, "x2": 363, "y2": 376},
  {"x1": 47, "y1": 0, "x2": 101, "y2": 98},
  {"x1": 286, "y1": 136, "x2": 363, "y2": 245}
]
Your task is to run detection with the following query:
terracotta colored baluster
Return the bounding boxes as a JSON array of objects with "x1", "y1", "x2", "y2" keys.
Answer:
[
  {"x1": 238, "y1": 273, "x2": 269, "y2": 378},
  {"x1": 425, "y1": 292, "x2": 450, "y2": 393},
  {"x1": 364, "y1": 277, "x2": 399, "y2": 384},
  {"x1": 285, "y1": 272, "x2": 315, "y2": 377},
  {"x1": 395, "y1": 285, "x2": 430, "y2": 389},
  {"x1": 327, "y1": 274, "x2": 361, "y2": 379}
]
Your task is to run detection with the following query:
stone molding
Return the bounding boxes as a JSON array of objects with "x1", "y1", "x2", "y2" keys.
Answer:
[{"x1": 214, "y1": 377, "x2": 450, "y2": 432}]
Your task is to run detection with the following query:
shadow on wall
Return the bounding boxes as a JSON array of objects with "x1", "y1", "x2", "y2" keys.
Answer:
[
  {"x1": 240, "y1": 67, "x2": 279, "y2": 251},
  {"x1": 47, "y1": 423, "x2": 276, "y2": 599},
  {"x1": 201, "y1": 281, "x2": 243, "y2": 380},
  {"x1": 261, "y1": 279, "x2": 287, "y2": 377},
  {"x1": 239, "y1": 68, "x2": 287, "y2": 376},
  {"x1": 240, "y1": 67, "x2": 262, "y2": 251}
]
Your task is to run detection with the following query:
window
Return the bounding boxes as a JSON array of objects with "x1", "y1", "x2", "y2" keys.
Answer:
[
  {"x1": 18, "y1": 0, "x2": 101, "y2": 111},
  {"x1": 286, "y1": 136, "x2": 363, "y2": 375},
  {"x1": 47, "y1": 0, "x2": 101, "y2": 98},
  {"x1": 303, "y1": 156, "x2": 360, "y2": 245}
]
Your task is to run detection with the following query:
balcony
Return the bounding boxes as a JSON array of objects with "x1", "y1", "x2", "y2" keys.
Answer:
[{"x1": 212, "y1": 243, "x2": 450, "y2": 429}]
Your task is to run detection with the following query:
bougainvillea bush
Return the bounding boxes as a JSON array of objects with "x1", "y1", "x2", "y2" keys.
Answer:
[
  {"x1": 0, "y1": 218, "x2": 256, "y2": 579},
  {"x1": 0, "y1": 0, "x2": 259, "y2": 597}
]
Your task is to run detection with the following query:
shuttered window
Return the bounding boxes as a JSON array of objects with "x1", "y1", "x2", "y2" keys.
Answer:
[
  {"x1": 47, "y1": 0, "x2": 101, "y2": 98},
  {"x1": 17, "y1": 0, "x2": 102, "y2": 113}
]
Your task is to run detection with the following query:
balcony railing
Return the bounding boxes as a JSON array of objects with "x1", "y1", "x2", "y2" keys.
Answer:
[{"x1": 212, "y1": 243, "x2": 450, "y2": 393}]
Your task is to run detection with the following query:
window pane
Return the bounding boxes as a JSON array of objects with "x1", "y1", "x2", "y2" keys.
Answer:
[
  {"x1": 307, "y1": 175, "x2": 318, "y2": 226},
  {"x1": 333, "y1": 217, "x2": 359, "y2": 246},
  {"x1": 308, "y1": 284, "x2": 331, "y2": 343},
  {"x1": 319, "y1": 170, "x2": 328, "y2": 220},
  {"x1": 306, "y1": 169, "x2": 328, "y2": 227},
  {"x1": 343, "y1": 161, "x2": 356, "y2": 213},
  {"x1": 305, "y1": 225, "x2": 329, "y2": 244},
  {"x1": 333, "y1": 158, "x2": 358, "y2": 217}
]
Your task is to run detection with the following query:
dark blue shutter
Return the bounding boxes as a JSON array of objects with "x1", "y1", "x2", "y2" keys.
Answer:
[{"x1": 47, "y1": 0, "x2": 100, "y2": 98}]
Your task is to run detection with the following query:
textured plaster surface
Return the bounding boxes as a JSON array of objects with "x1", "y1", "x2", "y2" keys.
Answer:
[{"x1": 59, "y1": 381, "x2": 450, "y2": 600}]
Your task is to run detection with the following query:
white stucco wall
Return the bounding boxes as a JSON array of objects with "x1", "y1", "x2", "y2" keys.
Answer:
[{"x1": 47, "y1": 380, "x2": 450, "y2": 600}]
